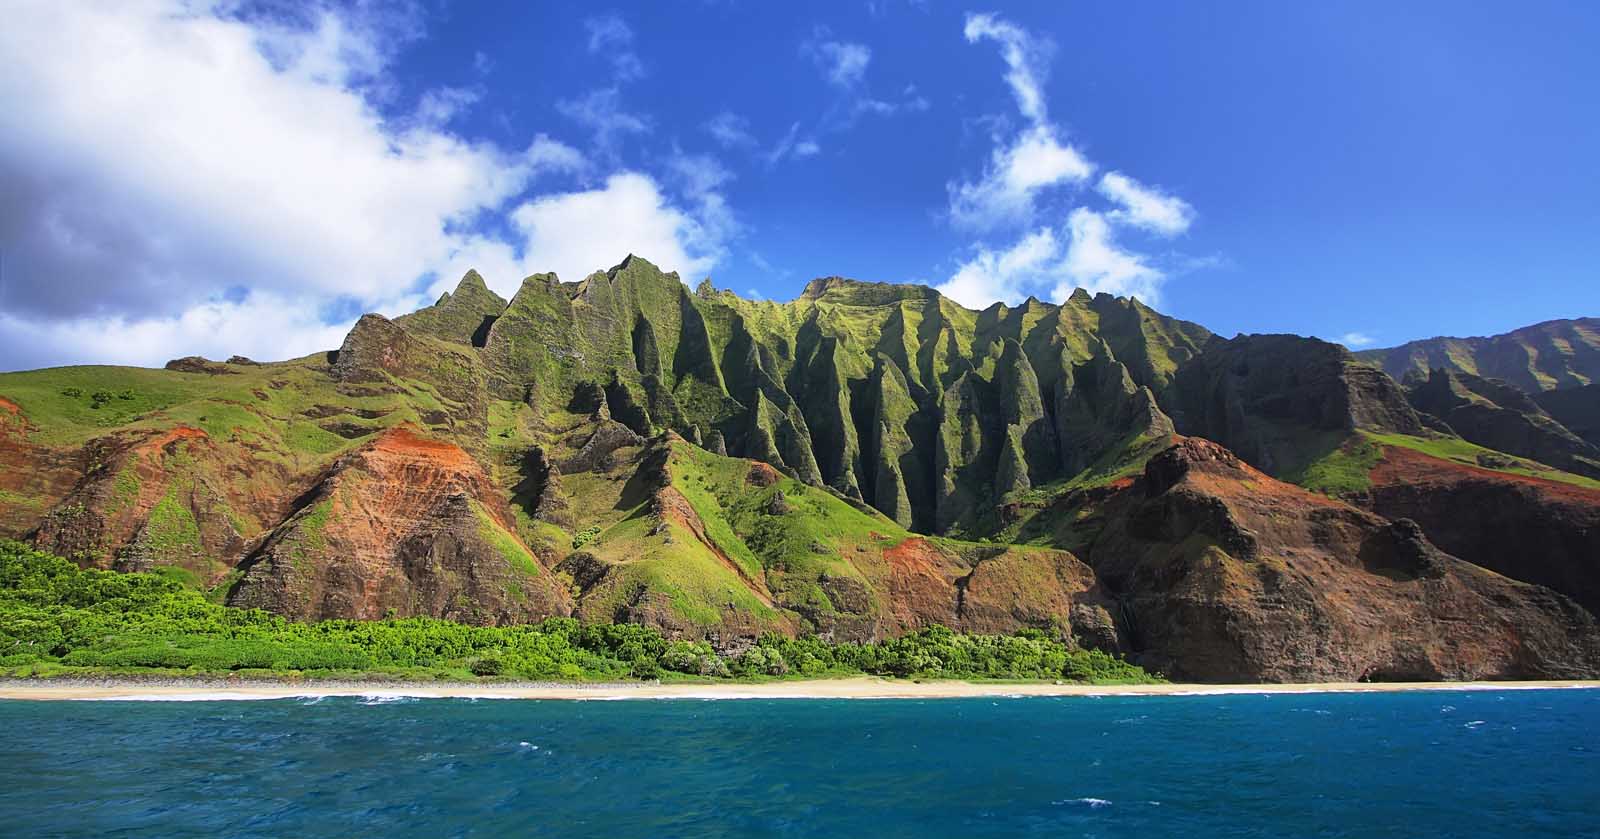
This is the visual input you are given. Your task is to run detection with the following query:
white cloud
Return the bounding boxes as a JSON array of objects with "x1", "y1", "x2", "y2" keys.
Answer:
[
  {"x1": 1339, "y1": 332, "x2": 1376, "y2": 348},
  {"x1": 557, "y1": 86, "x2": 650, "y2": 153},
  {"x1": 0, "y1": 293, "x2": 353, "y2": 370},
  {"x1": 963, "y1": 13, "x2": 1053, "y2": 125},
  {"x1": 856, "y1": 87, "x2": 931, "y2": 117},
  {"x1": 949, "y1": 125, "x2": 1093, "y2": 229},
  {"x1": 0, "y1": 0, "x2": 728, "y2": 369},
  {"x1": 1098, "y1": 171, "x2": 1194, "y2": 236},
  {"x1": 414, "y1": 86, "x2": 482, "y2": 127},
  {"x1": 942, "y1": 13, "x2": 1204, "y2": 307},
  {"x1": 936, "y1": 228, "x2": 1059, "y2": 308},
  {"x1": 509, "y1": 173, "x2": 727, "y2": 287},
  {"x1": 584, "y1": 13, "x2": 644, "y2": 81},
  {"x1": 938, "y1": 209, "x2": 1173, "y2": 310},
  {"x1": 947, "y1": 15, "x2": 1094, "y2": 231},
  {"x1": 1051, "y1": 208, "x2": 1164, "y2": 302},
  {"x1": 0, "y1": 1, "x2": 572, "y2": 326},
  {"x1": 765, "y1": 122, "x2": 821, "y2": 166},
  {"x1": 804, "y1": 34, "x2": 872, "y2": 88},
  {"x1": 704, "y1": 111, "x2": 757, "y2": 149}
]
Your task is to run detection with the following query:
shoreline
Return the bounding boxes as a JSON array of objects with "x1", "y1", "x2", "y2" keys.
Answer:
[{"x1": 2, "y1": 676, "x2": 1597, "y2": 702}]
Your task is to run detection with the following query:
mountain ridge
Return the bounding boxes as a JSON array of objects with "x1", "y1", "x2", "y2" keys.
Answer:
[{"x1": 2, "y1": 256, "x2": 1598, "y2": 681}]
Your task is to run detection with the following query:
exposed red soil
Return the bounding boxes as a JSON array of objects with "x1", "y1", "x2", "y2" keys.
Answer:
[
  {"x1": 229, "y1": 426, "x2": 572, "y2": 624},
  {"x1": 881, "y1": 537, "x2": 962, "y2": 628},
  {"x1": 745, "y1": 462, "x2": 781, "y2": 487},
  {"x1": 1371, "y1": 444, "x2": 1600, "y2": 506}
]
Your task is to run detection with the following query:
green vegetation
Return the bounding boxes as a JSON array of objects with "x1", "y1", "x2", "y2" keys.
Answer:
[
  {"x1": 1365, "y1": 431, "x2": 1600, "y2": 490},
  {"x1": 1283, "y1": 433, "x2": 1384, "y2": 496},
  {"x1": 0, "y1": 540, "x2": 1159, "y2": 684}
]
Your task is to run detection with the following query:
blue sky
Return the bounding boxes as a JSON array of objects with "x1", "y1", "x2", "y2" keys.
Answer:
[{"x1": 0, "y1": 1, "x2": 1596, "y2": 369}]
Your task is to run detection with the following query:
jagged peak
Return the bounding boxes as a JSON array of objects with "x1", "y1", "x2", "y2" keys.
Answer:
[
  {"x1": 503, "y1": 272, "x2": 561, "y2": 308},
  {"x1": 608, "y1": 253, "x2": 673, "y2": 280},
  {"x1": 457, "y1": 269, "x2": 489, "y2": 294}
]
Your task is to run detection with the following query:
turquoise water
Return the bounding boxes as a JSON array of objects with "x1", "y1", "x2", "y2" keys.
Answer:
[{"x1": 2, "y1": 688, "x2": 1597, "y2": 838}]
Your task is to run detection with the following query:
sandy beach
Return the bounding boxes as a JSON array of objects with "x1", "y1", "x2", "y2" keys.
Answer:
[{"x1": 1, "y1": 676, "x2": 1596, "y2": 701}]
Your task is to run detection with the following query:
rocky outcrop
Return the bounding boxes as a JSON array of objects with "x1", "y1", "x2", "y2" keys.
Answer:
[
  {"x1": 1162, "y1": 334, "x2": 1423, "y2": 475},
  {"x1": 163, "y1": 356, "x2": 239, "y2": 375},
  {"x1": 1083, "y1": 438, "x2": 1600, "y2": 681},
  {"x1": 395, "y1": 269, "x2": 508, "y2": 346},
  {"x1": 229, "y1": 427, "x2": 572, "y2": 624}
]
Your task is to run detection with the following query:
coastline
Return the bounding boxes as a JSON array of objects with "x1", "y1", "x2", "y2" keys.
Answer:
[{"x1": 2, "y1": 676, "x2": 1596, "y2": 702}]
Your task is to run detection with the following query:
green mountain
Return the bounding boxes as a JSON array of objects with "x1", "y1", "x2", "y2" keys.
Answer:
[
  {"x1": 3, "y1": 256, "x2": 1598, "y2": 681},
  {"x1": 1358, "y1": 317, "x2": 1600, "y2": 392}
]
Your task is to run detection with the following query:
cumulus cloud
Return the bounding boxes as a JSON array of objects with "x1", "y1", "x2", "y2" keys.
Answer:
[
  {"x1": 1051, "y1": 208, "x2": 1164, "y2": 302},
  {"x1": 1339, "y1": 332, "x2": 1377, "y2": 348},
  {"x1": 0, "y1": 2, "x2": 569, "y2": 324},
  {"x1": 1098, "y1": 171, "x2": 1194, "y2": 236},
  {"x1": 935, "y1": 229, "x2": 1059, "y2": 308},
  {"x1": 509, "y1": 173, "x2": 727, "y2": 288},
  {"x1": 935, "y1": 210, "x2": 1166, "y2": 310},
  {"x1": 0, "y1": 1, "x2": 731, "y2": 370},
  {"x1": 0, "y1": 293, "x2": 355, "y2": 370},
  {"x1": 948, "y1": 125, "x2": 1094, "y2": 229}
]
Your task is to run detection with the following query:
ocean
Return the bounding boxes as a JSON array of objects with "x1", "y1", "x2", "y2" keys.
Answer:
[{"x1": 2, "y1": 688, "x2": 1596, "y2": 838}]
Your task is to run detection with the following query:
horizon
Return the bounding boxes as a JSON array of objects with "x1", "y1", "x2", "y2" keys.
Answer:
[{"x1": 2, "y1": 1, "x2": 1597, "y2": 370}]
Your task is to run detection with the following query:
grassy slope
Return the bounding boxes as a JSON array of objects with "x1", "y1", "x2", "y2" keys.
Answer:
[{"x1": 1284, "y1": 429, "x2": 1600, "y2": 496}]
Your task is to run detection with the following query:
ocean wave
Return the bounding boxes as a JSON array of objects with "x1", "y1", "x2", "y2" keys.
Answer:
[
  {"x1": 1054, "y1": 798, "x2": 1112, "y2": 808},
  {"x1": 359, "y1": 693, "x2": 419, "y2": 705}
]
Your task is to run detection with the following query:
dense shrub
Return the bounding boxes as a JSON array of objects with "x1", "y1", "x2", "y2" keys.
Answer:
[{"x1": 0, "y1": 540, "x2": 1161, "y2": 684}]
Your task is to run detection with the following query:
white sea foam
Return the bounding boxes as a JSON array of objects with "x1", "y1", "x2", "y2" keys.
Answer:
[
  {"x1": 1054, "y1": 797, "x2": 1112, "y2": 808},
  {"x1": 359, "y1": 693, "x2": 418, "y2": 705}
]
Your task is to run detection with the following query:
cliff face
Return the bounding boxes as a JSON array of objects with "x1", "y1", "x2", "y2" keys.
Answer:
[
  {"x1": 1359, "y1": 444, "x2": 1600, "y2": 616},
  {"x1": 1160, "y1": 334, "x2": 1424, "y2": 476},
  {"x1": 1079, "y1": 439, "x2": 1599, "y2": 681},
  {"x1": 2, "y1": 258, "x2": 1598, "y2": 681}
]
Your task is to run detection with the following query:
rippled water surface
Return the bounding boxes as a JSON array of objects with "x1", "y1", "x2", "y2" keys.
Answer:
[{"x1": 2, "y1": 688, "x2": 1597, "y2": 838}]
